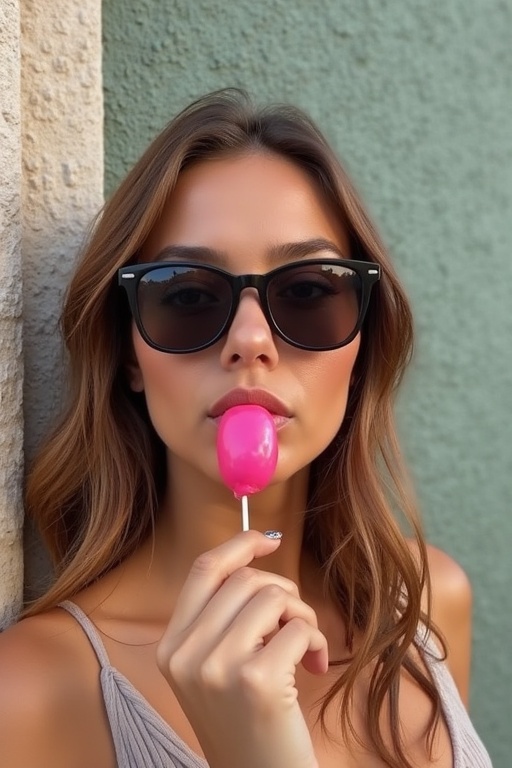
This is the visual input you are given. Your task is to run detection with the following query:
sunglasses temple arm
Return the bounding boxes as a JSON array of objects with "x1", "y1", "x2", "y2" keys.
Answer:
[{"x1": 241, "y1": 495, "x2": 250, "y2": 532}]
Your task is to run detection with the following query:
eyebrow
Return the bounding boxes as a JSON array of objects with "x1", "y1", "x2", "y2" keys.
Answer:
[{"x1": 153, "y1": 238, "x2": 347, "y2": 267}]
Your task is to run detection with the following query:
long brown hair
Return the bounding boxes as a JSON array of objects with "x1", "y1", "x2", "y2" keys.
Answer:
[{"x1": 25, "y1": 89, "x2": 442, "y2": 767}]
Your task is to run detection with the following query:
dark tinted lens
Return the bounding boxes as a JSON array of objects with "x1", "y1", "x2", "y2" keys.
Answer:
[
  {"x1": 268, "y1": 263, "x2": 361, "y2": 348},
  {"x1": 137, "y1": 265, "x2": 232, "y2": 351}
]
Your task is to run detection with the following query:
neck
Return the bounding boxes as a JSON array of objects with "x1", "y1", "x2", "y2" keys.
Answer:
[
  {"x1": 146, "y1": 456, "x2": 312, "y2": 590},
  {"x1": 82, "y1": 456, "x2": 336, "y2": 646}
]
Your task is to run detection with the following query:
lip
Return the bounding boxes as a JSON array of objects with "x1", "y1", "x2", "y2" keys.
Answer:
[{"x1": 209, "y1": 388, "x2": 292, "y2": 419}]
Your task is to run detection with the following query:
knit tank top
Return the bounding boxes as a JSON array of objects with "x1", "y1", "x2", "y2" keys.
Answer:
[{"x1": 59, "y1": 601, "x2": 493, "y2": 768}]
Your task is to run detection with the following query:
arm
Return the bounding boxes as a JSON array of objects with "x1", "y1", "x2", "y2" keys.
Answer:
[
  {"x1": 423, "y1": 544, "x2": 473, "y2": 707},
  {"x1": 0, "y1": 614, "x2": 115, "y2": 768},
  {"x1": 0, "y1": 624, "x2": 67, "y2": 768}
]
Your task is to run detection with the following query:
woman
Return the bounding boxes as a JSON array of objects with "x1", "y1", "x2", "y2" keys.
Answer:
[{"x1": 0, "y1": 90, "x2": 492, "y2": 767}]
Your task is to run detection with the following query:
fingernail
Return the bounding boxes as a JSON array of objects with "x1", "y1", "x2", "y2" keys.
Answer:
[{"x1": 264, "y1": 530, "x2": 283, "y2": 540}]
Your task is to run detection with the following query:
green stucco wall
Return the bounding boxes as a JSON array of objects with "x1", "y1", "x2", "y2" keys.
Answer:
[{"x1": 102, "y1": 2, "x2": 512, "y2": 764}]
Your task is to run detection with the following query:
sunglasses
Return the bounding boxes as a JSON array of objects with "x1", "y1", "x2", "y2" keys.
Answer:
[{"x1": 118, "y1": 259, "x2": 380, "y2": 354}]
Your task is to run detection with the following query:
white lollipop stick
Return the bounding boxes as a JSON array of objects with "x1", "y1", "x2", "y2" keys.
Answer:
[{"x1": 241, "y1": 495, "x2": 250, "y2": 532}]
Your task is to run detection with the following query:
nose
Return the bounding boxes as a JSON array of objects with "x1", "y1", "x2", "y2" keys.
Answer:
[{"x1": 219, "y1": 289, "x2": 279, "y2": 370}]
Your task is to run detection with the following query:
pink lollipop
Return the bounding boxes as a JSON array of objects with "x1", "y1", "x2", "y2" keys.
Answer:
[{"x1": 216, "y1": 404, "x2": 278, "y2": 530}]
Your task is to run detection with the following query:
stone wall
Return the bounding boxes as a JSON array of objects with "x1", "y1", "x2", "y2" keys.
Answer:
[
  {"x1": 0, "y1": 0, "x2": 103, "y2": 627},
  {"x1": 0, "y1": 0, "x2": 24, "y2": 629}
]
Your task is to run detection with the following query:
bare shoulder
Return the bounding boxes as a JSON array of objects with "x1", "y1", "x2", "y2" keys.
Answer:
[
  {"x1": 0, "y1": 609, "x2": 114, "y2": 768},
  {"x1": 413, "y1": 541, "x2": 473, "y2": 630},
  {"x1": 0, "y1": 609, "x2": 73, "y2": 705},
  {"x1": 427, "y1": 543, "x2": 472, "y2": 604},
  {"x1": 408, "y1": 540, "x2": 473, "y2": 705}
]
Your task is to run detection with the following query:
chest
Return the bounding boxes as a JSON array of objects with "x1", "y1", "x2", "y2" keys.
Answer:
[
  {"x1": 297, "y1": 664, "x2": 454, "y2": 768},
  {"x1": 99, "y1": 641, "x2": 454, "y2": 768}
]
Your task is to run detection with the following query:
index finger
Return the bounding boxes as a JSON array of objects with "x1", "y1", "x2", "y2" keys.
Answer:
[{"x1": 167, "y1": 530, "x2": 282, "y2": 633}]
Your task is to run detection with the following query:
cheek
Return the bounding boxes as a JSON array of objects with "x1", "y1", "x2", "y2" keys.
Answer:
[
  {"x1": 304, "y1": 338, "x2": 360, "y2": 434},
  {"x1": 130, "y1": 329, "x2": 183, "y2": 411},
  {"x1": 275, "y1": 340, "x2": 360, "y2": 481},
  {"x1": 130, "y1": 329, "x2": 207, "y2": 431},
  {"x1": 309, "y1": 336, "x2": 359, "y2": 398},
  {"x1": 131, "y1": 349, "x2": 193, "y2": 450}
]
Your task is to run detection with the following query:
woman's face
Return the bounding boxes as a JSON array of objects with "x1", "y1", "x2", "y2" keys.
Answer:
[{"x1": 129, "y1": 152, "x2": 360, "y2": 493}]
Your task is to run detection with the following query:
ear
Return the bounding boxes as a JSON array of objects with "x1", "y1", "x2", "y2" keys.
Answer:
[{"x1": 125, "y1": 358, "x2": 144, "y2": 393}]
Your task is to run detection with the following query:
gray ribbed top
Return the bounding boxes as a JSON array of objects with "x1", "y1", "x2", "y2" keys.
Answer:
[{"x1": 59, "y1": 601, "x2": 492, "y2": 768}]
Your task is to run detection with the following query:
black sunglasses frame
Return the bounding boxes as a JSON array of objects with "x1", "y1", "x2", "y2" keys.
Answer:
[{"x1": 118, "y1": 258, "x2": 381, "y2": 354}]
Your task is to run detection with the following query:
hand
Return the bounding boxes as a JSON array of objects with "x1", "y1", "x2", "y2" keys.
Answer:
[{"x1": 156, "y1": 530, "x2": 328, "y2": 768}]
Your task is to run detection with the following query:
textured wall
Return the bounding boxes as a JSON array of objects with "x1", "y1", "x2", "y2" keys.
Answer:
[
  {"x1": 0, "y1": 0, "x2": 24, "y2": 628},
  {"x1": 20, "y1": 0, "x2": 104, "y2": 598},
  {"x1": 102, "y1": 1, "x2": 512, "y2": 764}
]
